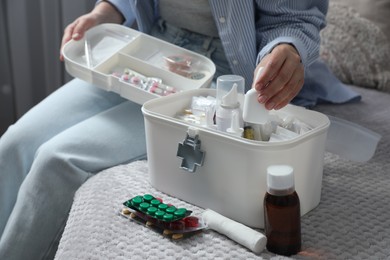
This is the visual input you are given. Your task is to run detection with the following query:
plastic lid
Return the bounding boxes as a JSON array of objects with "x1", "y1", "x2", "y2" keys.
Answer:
[
  {"x1": 266, "y1": 165, "x2": 295, "y2": 194},
  {"x1": 216, "y1": 75, "x2": 245, "y2": 104},
  {"x1": 221, "y1": 83, "x2": 239, "y2": 108}
]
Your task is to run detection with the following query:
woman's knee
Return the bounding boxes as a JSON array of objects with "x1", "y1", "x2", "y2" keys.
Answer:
[
  {"x1": 28, "y1": 141, "x2": 91, "y2": 189},
  {"x1": 0, "y1": 124, "x2": 38, "y2": 161}
]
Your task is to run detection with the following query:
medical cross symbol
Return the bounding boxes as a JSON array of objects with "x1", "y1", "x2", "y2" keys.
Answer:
[{"x1": 176, "y1": 133, "x2": 205, "y2": 173}]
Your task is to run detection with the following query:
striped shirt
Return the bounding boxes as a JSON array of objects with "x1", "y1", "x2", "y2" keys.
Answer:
[{"x1": 100, "y1": 0, "x2": 328, "y2": 90}]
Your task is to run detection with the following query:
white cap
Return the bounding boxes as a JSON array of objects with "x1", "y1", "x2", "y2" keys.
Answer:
[{"x1": 266, "y1": 165, "x2": 295, "y2": 195}]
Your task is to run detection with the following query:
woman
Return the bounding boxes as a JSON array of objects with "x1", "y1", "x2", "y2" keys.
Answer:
[{"x1": 0, "y1": 1, "x2": 329, "y2": 259}]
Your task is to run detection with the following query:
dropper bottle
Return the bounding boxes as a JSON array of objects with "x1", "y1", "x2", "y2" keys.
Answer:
[
  {"x1": 216, "y1": 75, "x2": 245, "y2": 132},
  {"x1": 264, "y1": 165, "x2": 301, "y2": 256}
]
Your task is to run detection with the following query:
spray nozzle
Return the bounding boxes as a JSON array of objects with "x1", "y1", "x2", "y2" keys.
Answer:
[
  {"x1": 221, "y1": 83, "x2": 240, "y2": 108},
  {"x1": 227, "y1": 110, "x2": 244, "y2": 137}
]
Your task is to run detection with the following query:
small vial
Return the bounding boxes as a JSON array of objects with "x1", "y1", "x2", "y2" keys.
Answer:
[
  {"x1": 264, "y1": 165, "x2": 301, "y2": 256},
  {"x1": 215, "y1": 75, "x2": 245, "y2": 132}
]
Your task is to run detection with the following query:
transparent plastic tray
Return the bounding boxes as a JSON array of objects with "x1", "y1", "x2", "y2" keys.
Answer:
[{"x1": 62, "y1": 23, "x2": 216, "y2": 104}]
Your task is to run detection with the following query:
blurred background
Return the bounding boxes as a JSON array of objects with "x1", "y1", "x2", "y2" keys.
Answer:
[{"x1": 0, "y1": 0, "x2": 95, "y2": 136}]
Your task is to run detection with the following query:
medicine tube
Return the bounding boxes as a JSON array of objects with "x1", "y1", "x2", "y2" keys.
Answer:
[{"x1": 264, "y1": 165, "x2": 301, "y2": 256}]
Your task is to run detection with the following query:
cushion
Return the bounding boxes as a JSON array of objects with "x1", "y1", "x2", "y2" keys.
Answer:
[
  {"x1": 331, "y1": 0, "x2": 390, "y2": 42},
  {"x1": 320, "y1": 2, "x2": 390, "y2": 92}
]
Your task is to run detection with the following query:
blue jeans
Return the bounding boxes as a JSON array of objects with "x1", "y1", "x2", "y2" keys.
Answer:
[
  {"x1": 0, "y1": 23, "x2": 232, "y2": 259},
  {"x1": 0, "y1": 80, "x2": 146, "y2": 259}
]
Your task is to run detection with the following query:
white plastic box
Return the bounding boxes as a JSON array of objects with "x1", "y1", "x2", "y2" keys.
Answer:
[
  {"x1": 142, "y1": 88, "x2": 330, "y2": 228},
  {"x1": 62, "y1": 24, "x2": 216, "y2": 104},
  {"x1": 63, "y1": 23, "x2": 330, "y2": 229}
]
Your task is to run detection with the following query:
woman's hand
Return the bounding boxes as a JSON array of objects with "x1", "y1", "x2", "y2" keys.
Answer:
[
  {"x1": 252, "y1": 43, "x2": 304, "y2": 110},
  {"x1": 59, "y1": 1, "x2": 124, "y2": 61}
]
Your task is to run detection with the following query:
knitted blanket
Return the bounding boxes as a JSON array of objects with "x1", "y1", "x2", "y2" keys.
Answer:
[{"x1": 55, "y1": 85, "x2": 390, "y2": 260}]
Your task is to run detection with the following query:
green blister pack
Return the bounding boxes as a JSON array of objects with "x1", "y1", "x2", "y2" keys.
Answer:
[{"x1": 123, "y1": 194, "x2": 192, "y2": 223}]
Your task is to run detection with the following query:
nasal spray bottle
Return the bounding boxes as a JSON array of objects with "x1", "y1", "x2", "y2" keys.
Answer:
[{"x1": 216, "y1": 75, "x2": 245, "y2": 133}]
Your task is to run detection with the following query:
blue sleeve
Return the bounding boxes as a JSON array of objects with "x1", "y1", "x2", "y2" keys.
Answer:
[
  {"x1": 255, "y1": 0, "x2": 328, "y2": 67},
  {"x1": 96, "y1": 0, "x2": 135, "y2": 27}
]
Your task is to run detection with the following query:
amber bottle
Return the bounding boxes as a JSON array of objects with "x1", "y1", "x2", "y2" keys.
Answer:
[{"x1": 264, "y1": 165, "x2": 301, "y2": 256}]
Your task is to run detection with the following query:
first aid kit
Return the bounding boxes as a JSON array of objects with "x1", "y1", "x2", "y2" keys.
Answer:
[{"x1": 63, "y1": 24, "x2": 330, "y2": 228}]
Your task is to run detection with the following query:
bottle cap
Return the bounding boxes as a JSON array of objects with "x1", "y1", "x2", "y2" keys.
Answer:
[{"x1": 267, "y1": 165, "x2": 295, "y2": 195}]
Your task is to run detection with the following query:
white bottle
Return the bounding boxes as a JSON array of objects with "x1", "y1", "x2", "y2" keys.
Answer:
[
  {"x1": 216, "y1": 83, "x2": 243, "y2": 132},
  {"x1": 242, "y1": 67, "x2": 269, "y2": 125}
]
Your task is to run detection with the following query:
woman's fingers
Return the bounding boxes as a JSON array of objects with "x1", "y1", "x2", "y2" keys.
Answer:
[
  {"x1": 253, "y1": 44, "x2": 304, "y2": 110},
  {"x1": 59, "y1": 1, "x2": 124, "y2": 61}
]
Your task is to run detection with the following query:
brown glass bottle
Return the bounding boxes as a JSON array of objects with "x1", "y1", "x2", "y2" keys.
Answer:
[{"x1": 264, "y1": 165, "x2": 301, "y2": 256}]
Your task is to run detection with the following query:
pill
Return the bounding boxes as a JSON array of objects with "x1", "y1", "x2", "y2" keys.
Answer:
[
  {"x1": 163, "y1": 229, "x2": 173, "y2": 236},
  {"x1": 158, "y1": 203, "x2": 168, "y2": 211},
  {"x1": 139, "y1": 202, "x2": 150, "y2": 212},
  {"x1": 184, "y1": 216, "x2": 199, "y2": 228},
  {"x1": 143, "y1": 194, "x2": 154, "y2": 203},
  {"x1": 170, "y1": 220, "x2": 185, "y2": 230},
  {"x1": 122, "y1": 208, "x2": 131, "y2": 215},
  {"x1": 172, "y1": 233, "x2": 184, "y2": 240}
]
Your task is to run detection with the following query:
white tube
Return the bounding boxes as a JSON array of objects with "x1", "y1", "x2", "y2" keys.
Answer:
[{"x1": 202, "y1": 209, "x2": 267, "y2": 254}]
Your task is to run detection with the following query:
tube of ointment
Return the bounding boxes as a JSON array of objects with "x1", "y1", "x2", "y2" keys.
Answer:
[{"x1": 202, "y1": 209, "x2": 267, "y2": 254}]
